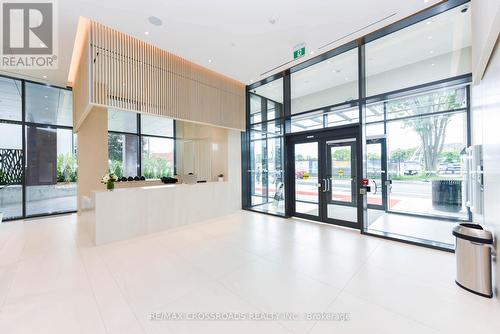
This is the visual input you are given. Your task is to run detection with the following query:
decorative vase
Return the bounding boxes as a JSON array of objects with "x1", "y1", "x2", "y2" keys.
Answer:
[{"x1": 107, "y1": 180, "x2": 115, "y2": 191}]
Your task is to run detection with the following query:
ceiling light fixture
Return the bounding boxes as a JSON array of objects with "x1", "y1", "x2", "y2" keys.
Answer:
[
  {"x1": 426, "y1": 20, "x2": 432, "y2": 25},
  {"x1": 44, "y1": 95, "x2": 48, "y2": 98},
  {"x1": 310, "y1": 51, "x2": 315, "y2": 55},
  {"x1": 145, "y1": 31, "x2": 150, "y2": 35},
  {"x1": 427, "y1": 36, "x2": 433, "y2": 40},
  {"x1": 148, "y1": 16, "x2": 162, "y2": 26},
  {"x1": 42, "y1": 75, "x2": 47, "y2": 79},
  {"x1": 208, "y1": 59, "x2": 212, "y2": 63},
  {"x1": 429, "y1": 50, "x2": 434, "y2": 54}
]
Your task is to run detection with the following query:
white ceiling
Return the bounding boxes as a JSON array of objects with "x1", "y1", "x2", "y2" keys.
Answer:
[{"x1": 0, "y1": 0, "x2": 445, "y2": 87}]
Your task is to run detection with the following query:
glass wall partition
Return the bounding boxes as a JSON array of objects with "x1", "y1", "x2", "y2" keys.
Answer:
[
  {"x1": 365, "y1": 5, "x2": 471, "y2": 97},
  {"x1": 25, "y1": 84, "x2": 77, "y2": 216},
  {"x1": 363, "y1": 3, "x2": 471, "y2": 249},
  {"x1": 243, "y1": 0, "x2": 472, "y2": 250},
  {"x1": 107, "y1": 109, "x2": 175, "y2": 179},
  {"x1": 247, "y1": 78, "x2": 285, "y2": 215},
  {"x1": 291, "y1": 47, "x2": 358, "y2": 115},
  {"x1": 0, "y1": 76, "x2": 76, "y2": 221}
]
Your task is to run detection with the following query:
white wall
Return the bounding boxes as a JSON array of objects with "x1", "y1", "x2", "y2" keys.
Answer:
[
  {"x1": 471, "y1": 0, "x2": 500, "y2": 83},
  {"x1": 471, "y1": 39, "x2": 500, "y2": 301}
]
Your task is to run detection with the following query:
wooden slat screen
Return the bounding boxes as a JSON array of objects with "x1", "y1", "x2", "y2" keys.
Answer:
[{"x1": 87, "y1": 20, "x2": 245, "y2": 130}]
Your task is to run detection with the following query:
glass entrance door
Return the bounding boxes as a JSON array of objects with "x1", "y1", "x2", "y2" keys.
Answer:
[
  {"x1": 289, "y1": 127, "x2": 360, "y2": 228},
  {"x1": 366, "y1": 138, "x2": 387, "y2": 210},
  {"x1": 325, "y1": 140, "x2": 358, "y2": 224},
  {"x1": 293, "y1": 141, "x2": 320, "y2": 218}
]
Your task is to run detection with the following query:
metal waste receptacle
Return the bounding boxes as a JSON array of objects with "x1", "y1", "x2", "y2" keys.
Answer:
[{"x1": 452, "y1": 223, "x2": 494, "y2": 298}]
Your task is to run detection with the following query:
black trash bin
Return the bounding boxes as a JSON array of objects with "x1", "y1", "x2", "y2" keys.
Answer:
[{"x1": 432, "y1": 180, "x2": 462, "y2": 212}]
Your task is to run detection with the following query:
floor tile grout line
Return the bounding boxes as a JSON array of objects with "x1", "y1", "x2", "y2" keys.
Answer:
[
  {"x1": 89, "y1": 244, "x2": 149, "y2": 334},
  {"x1": 305, "y1": 239, "x2": 383, "y2": 334},
  {"x1": 77, "y1": 247, "x2": 114, "y2": 334}
]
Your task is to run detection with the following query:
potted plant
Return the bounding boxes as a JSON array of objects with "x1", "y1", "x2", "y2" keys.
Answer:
[
  {"x1": 217, "y1": 173, "x2": 224, "y2": 182},
  {"x1": 101, "y1": 172, "x2": 118, "y2": 191}
]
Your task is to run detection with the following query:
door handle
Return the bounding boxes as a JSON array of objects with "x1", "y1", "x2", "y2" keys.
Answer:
[{"x1": 322, "y1": 178, "x2": 327, "y2": 192}]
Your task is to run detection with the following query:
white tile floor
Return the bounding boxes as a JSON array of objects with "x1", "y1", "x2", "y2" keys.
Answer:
[{"x1": 0, "y1": 211, "x2": 498, "y2": 334}]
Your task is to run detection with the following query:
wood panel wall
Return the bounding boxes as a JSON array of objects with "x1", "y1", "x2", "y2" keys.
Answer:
[
  {"x1": 72, "y1": 18, "x2": 91, "y2": 130},
  {"x1": 77, "y1": 20, "x2": 245, "y2": 130}
]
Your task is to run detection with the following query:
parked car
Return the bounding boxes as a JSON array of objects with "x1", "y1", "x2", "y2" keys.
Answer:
[
  {"x1": 403, "y1": 161, "x2": 422, "y2": 175},
  {"x1": 438, "y1": 162, "x2": 461, "y2": 174}
]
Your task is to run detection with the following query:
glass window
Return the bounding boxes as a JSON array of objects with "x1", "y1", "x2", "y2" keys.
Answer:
[
  {"x1": 249, "y1": 136, "x2": 284, "y2": 215},
  {"x1": 250, "y1": 120, "x2": 283, "y2": 140},
  {"x1": 141, "y1": 114, "x2": 174, "y2": 137},
  {"x1": 108, "y1": 133, "x2": 138, "y2": 178},
  {"x1": 0, "y1": 77, "x2": 22, "y2": 121},
  {"x1": 326, "y1": 105, "x2": 359, "y2": 127},
  {"x1": 141, "y1": 137, "x2": 174, "y2": 179},
  {"x1": 108, "y1": 109, "x2": 137, "y2": 133},
  {"x1": 386, "y1": 111, "x2": 467, "y2": 218},
  {"x1": 366, "y1": 6, "x2": 471, "y2": 97},
  {"x1": 291, "y1": 112, "x2": 324, "y2": 133},
  {"x1": 386, "y1": 86, "x2": 466, "y2": 120},
  {"x1": 249, "y1": 78, "x2": 283, "y2": 124},
  {"x1": 25, "y1": 83, "x2": 73, "y2": 126},
  {"x1": 291, "y1": 47, "x2": 358, "y2": 114},
  {"x1": 26, "y1": 127, "x2": 77, "y2": 216},
  {"x1": 0, "y1": 123, "x2": 23, "y2": 219}
]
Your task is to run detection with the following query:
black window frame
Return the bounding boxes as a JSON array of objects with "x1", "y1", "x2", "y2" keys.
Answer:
[
  {"x1": 107, "y1": 112, "x2": 176, "y2": 179},
  {"x1": 0, "y1": 73, "x2": 75, "y2": 221},
  {"x1": 242, "y1": 0, "x2": 472, "y2": 252}
]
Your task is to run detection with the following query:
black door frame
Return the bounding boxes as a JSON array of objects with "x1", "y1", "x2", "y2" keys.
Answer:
[
  {"x1": 286, "y1": 125, "x2": 361, "y2": 229},
  {"x1": 366, "y1": 137, "x2": 388, "y2": 211}
]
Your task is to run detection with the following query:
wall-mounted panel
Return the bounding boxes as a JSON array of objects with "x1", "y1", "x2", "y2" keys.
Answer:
[{"x1": 72, "y1": 20, "x2": 245, "y2": 130}]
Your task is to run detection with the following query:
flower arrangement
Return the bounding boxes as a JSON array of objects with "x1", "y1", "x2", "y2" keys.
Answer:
[{"x1": 101, "y1": 172, "x2": 118, "y2": 190}]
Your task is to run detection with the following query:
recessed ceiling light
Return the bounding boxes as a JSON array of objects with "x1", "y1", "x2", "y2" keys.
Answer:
[
  {"x1": 431, "y1": 63, "x2": 435, "y2": 66},
  {"x1": 148, "y1": 16, "x2": 162, "y2": 26},
  {"x1": 424, "y1": 0, "x2": 430, "y2": 3},
  {"x1": 429, "y1": 50, "x2": 434, "y2": 54},
  {"x1": 144, "y1": 31, "x2": 150, "y2": 35},
  {"x1": 427, "y1": 36, "x2": 433, "y2": 40},
  {"x1": 327, "y1": 60, "x2": 331, "y2": 64},
  {"x1": 44, "y1": 95, "x2": 48, "y2": 98},
  {"x1": 310, "y1": 51, "x2": 314, "y2": 55},
  {"x1": 42, "y1": 75, "x2": 47, "y2": 79},
  {"x1": 426, "y1": 20, "x2": 432, "y2": 25},
  {"x1": 208, "y1": 59, "x2": 212, "y2": 63},
  {"x1": 345, "y1": 77, "x2": 349, "y2": 81},
  {"x1": 44, "y1": 107, "x2": 48, "y2": 110}
]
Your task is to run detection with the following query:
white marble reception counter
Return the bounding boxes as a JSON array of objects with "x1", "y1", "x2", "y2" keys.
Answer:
[{"x1": 84, "y1": 181, "x2": 240, "y2": 245}]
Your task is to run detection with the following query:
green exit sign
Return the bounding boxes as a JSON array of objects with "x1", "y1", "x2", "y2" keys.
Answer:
[
  {"x1": 293, "y1": 43, "x2": 306, "y2": 59},
  {"x1": 294, "y1": 47, "x2": 305, "y2": 59}
]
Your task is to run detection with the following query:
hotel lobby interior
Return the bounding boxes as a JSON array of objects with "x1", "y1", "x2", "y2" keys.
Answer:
[{"x1": 0, "y1": 0, "x2": 500, "y2": 333}]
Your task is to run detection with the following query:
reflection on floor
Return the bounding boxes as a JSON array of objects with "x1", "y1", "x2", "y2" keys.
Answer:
[
  {"x1": 0, "y1": 211, "x2": 498, "y2": 334},
  {"x1": 328, "y1": 204, "x2": 357, "y2": 222},
  {"x1": 367, "y1": 209, "x2": 457, "y2": 247},
  {"x1": 250, "y1": 201, "x2": 285, "y2": 216}
]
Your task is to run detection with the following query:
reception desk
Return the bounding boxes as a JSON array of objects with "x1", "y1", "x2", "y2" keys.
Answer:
[{"x1": 82, "y1": 182, "x2": 240, "y2": 245}]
